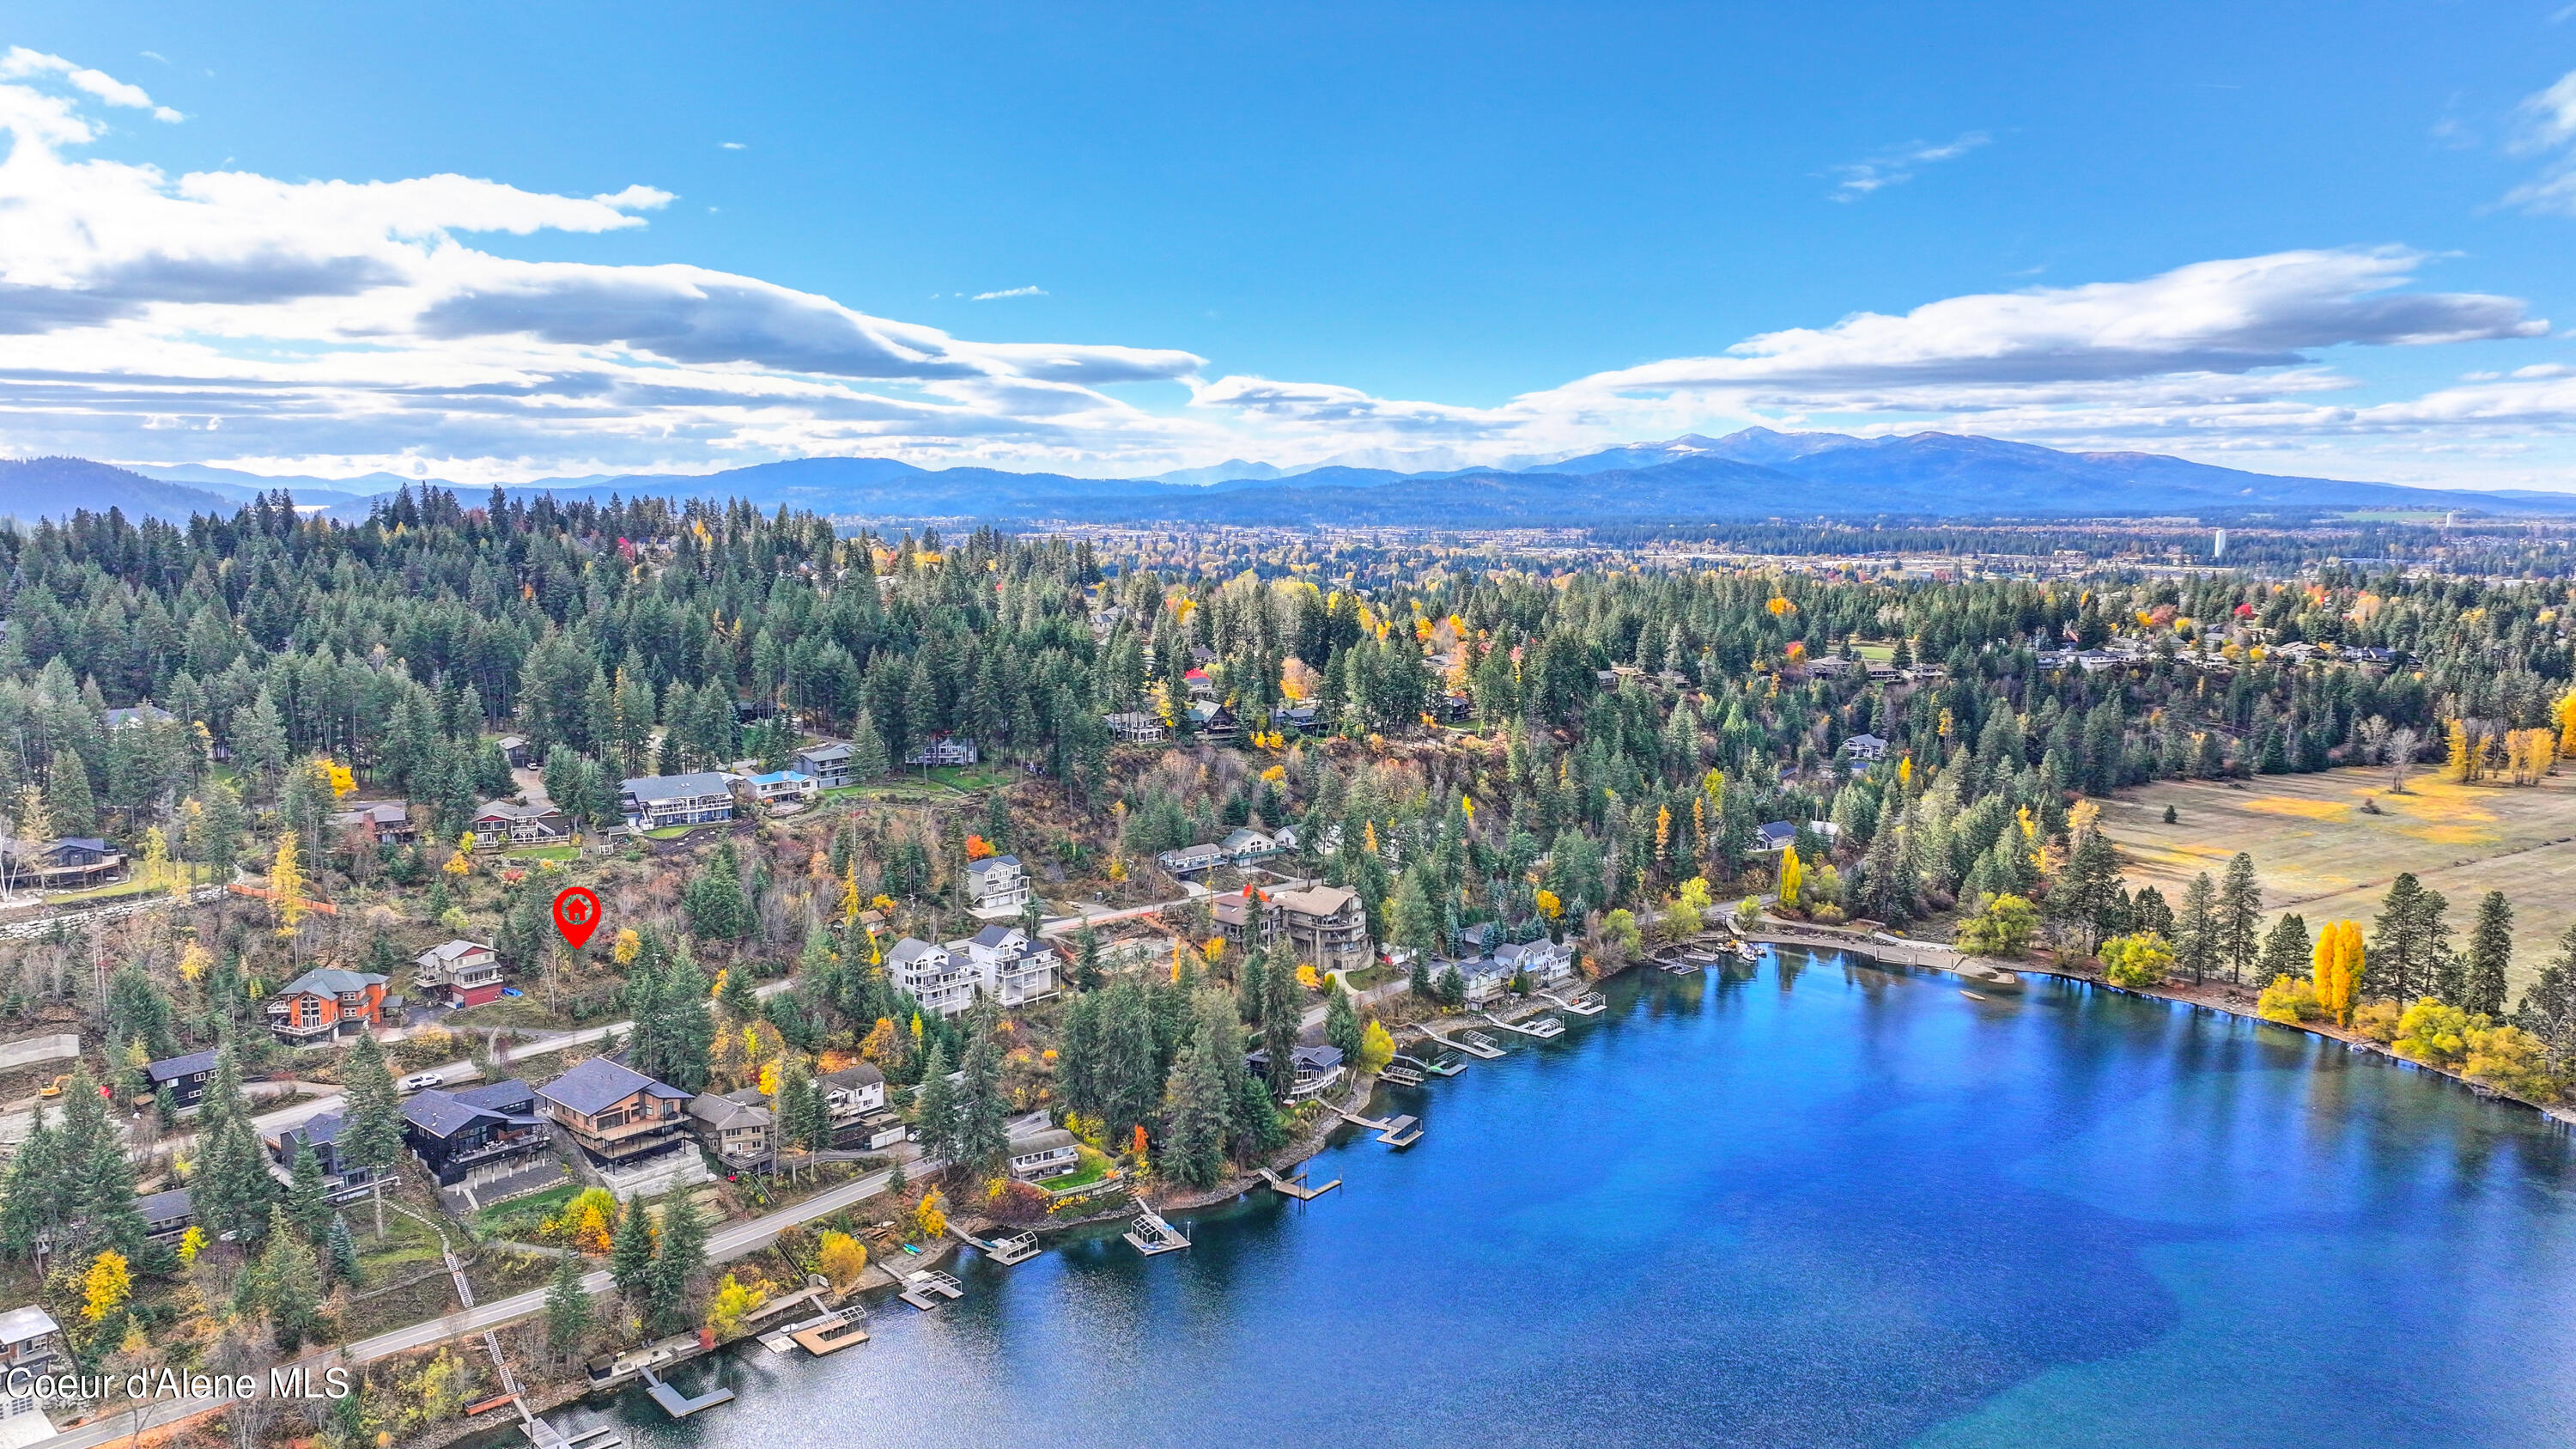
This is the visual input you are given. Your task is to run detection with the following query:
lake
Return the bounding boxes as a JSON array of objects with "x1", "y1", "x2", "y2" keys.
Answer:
[{"x1": 546, "y1": 949, "x2": 2576, "y2": 1448}]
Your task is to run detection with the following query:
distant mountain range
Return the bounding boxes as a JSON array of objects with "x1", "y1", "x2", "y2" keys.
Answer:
[{"x1": 9, "y1": 429, "x2": 2573, "y2": 527}]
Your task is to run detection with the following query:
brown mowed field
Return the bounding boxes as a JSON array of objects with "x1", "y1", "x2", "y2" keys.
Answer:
[{"x1": 2098, "y1": 767, "x2": 2576, "y2": 1000}]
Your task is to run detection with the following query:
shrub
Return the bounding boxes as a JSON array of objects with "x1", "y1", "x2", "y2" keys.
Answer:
[
  {"x1": 2255, "y1": 975, "x2": 2324, "y2": 1025},
  {"x1": 2464, "y1": 1024, "x2": 2560, "y2": 1102},
  {"x1": 2353, "y1": 1000, "x2": 2403, "y2": 1044},
  {"x1": 2391, "y1": 997, "x2": 2475, "y2": 1067},
  {"x1": 1954, "y1": 893, "x2": 2038, "y2": 958},
  {"x1": 2098, "y1": 932, "x2": 2173, "y2": 989}
]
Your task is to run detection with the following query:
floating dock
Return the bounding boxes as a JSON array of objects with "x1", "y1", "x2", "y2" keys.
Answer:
[
  {"x1": 1256, "y1": 1166, "x2": 1342, "y2": 1200},
  {"x1": 950, "y1": 1223, "x2": 1042, "y2": 1265},
  {"x1": 638, "y1": 1367, "x2": 734, "y2": 1420},
  {"x1": 1331, "y1": 1105, "x2": 1423, "y2": 1147},
  {"x1": 1488, "y1": 1012, "x2": 1564, "y2": 1039},
  {"x1": 1540, "y1": 989, "x2": 1607, "y2": 1016},
  {"x1": 787, "y1": 1311, "x2": 870, "y2": 1355},
  {"x1": 1378, "y1": 1055, "x2": 1425, "y2": 1086},
  {"x1": 898, "y1": 1270, "x2": 965, "y2": 1310},
  {"x1": 1124, "y1": 1205, "x2": 1191, "y2": 1256},
  {"x1": 1413, "y1": 1023, "x2": 1503, "y2": 1059}
]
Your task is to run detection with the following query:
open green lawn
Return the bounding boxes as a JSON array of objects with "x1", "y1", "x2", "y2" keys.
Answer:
[
  {"x1": 641, "y1": 825, "x2": 699, "y2": 840},
  {"x1": 507, "y1": 844, "x2": 580, "y2": 861},
  {"x1": 2102, "y1": 766, "x2": 2576, "y2": 999},
  {"x1": 474, "y1": 1181, "x2": 581, "y2": 1239},
  {"x1": 45, "y1": 878, "x2": 166, "y2": 904},
  {"x1": 1036, "y1": 1148, "x2": 1113, "y2": 1194}
]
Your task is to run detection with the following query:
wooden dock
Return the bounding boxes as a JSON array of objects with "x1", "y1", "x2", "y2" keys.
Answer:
[
  {"x1": 950, "y1": 1223, "x2": 1042, "y2": 1265},
  {"x1": 1487, "y1": 1011, "x2": 1564, "y2": 1039},
  {"x1": 1256, "y1": 1166, "x2": 1342, "y2": 1200},
  {"x1": 1413, "y1": 1023, "x2": 1503, "y2": 1058},
  {"x1": 1378, "y1": 1056, "x2": 1425, "y2": 1086},
  {"x1": 1124, "y1": 1205, "x2": 1191, "y2": 1256},
  {"x1": 897, "y1": 1269, "x2": 965, "y2": 1310},
  {"x1": 1539, "y1": 989, "x2": 1606, "y2": 1017},
  {"x1": 1330, "y1": 1104, "x2": 1423, "y2": 1147},
  {"x1": 638, "y1": 1367, "x2": 734, "y2": 1419},
  {"x1": 787, "y1": 1311, "x2": 871, "y2": 1355}
]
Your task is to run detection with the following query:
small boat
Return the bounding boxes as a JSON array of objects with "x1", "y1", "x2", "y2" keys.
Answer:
[
  {"x1": 1732, "y1": 940, "x2": 1759, "y2": 962},
  {"x1": 1960, "y1": 989, "x2": 1989, "y2": 1002}
]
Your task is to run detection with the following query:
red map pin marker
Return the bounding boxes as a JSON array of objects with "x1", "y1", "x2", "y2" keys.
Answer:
[{"x1": 552, "y1": 886, "x2": 602, "y2": 950}]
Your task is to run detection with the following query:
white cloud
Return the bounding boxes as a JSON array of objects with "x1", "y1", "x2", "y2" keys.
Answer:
[
  {"x1": 719, "y1": 141, "x2": 745, "y2": 150},
  {"x1": 2506, "y1": 69, "x2": 2576, "y2": 213},
  {"x1": 1828, "y1": 131, "x2": 1987, "y2": 200},
  {"x1": 0, "y1": 57, "x2": 2567, "y2": 489},
  {"x1": 1, "y1": 47, "x2": 180, "y2": 122}
]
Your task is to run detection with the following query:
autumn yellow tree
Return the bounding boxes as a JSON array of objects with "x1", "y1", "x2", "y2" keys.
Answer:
[
  {"x1": 1358, "y1": 1019, "x2": 1396, "y2": 1074},
  {"x1": 914, "y1": 1187, "x2": 947, "y2": 1239},
  {"x1": 817, "y1": 1231, "x2": 868, "y2": 1288},
  {"x1": 82, "y1": 1250, "x2": 130, "y2": 1322},
  {"x1": 2557, "y1": 691, "x2": 2576, "y2": 758},
  {"x1": 2312, "y1": 918, "x2": 2364, "y2": 1026},
  {"x1": 269, "y1": 831, "x2": 307, "y2": 938},
  {"x1": 707, "y1": 1273, "x2": 766, "y2": 1338},
  {"x1": 1778, "y1": 845, "x2": 1805, "y2": 911}
]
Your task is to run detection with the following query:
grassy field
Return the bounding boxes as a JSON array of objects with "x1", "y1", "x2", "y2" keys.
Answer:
[{"x1": 2100, "y1": 767, "x2": 2576, "y2": 998}]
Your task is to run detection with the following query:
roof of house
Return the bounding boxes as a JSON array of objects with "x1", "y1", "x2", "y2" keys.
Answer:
[
  {"x1": 538, "y1": 1056, "x2": 688, "y2": 1117},
  {"x1": 966, "y1": 853, "x2": 1021, "y2": 877},
  {"x1": 822, "y1": 1062, "x2": 885, "y2": 1090},
  {"x1": 1246, "y1": 1044, "x2": 1345, "y2": 1072},
  {"x1": 276, "y1": 1110, "x2": 348, "y2": 1151},
  {"x1": 474, "y1": 800, "x2": 563, "y2": 822},
  {"x1": 689, "y1": 1091, "x2": 773, "y2": 1129},
  {"x1": 1220, "y1": 828, "x2": 1273, "y2": 849},
  {"x1": 276, "y1": 967, "x2": 388, "y2": 999},
  {"x1": 1844, "y1": 734, "x2": 1889, "y2": 751},
  {"x1": 455, "y1": 1078, "x2": 538, "y2": 1112},
  {"x1": 402, "y1": 1082, "x2": 544, "y2": 1139},
  {"x1": 622, "y1": 771, "x2": 735, "y2": 800},
  {"x1": 884, "y1": 937, "x2": 945, "y2": 969},
  {"x1": 1008, "y1": 1127, "x2": 1077, "y2": 1154},
  {"x1": 147, "y1": 1048, "x2": 220, "y2": 1083},
  {"x1": 103, "y1": 703, "x2": 175, "y2": 727},
  {"x1": 968, "y1": 924, "x2": 1022, "y2": 949},
  {"x1": 796, "y1": 742, "x2": 853, "y2": 762},
  {"x1": 138, "y1": 1186, "x2": 191, "y2": 1224},
  {"x1": 747, "y1": 770, "x2": 814, "y2": 787},
  {"x1": 1268, "y1": 884, "x2": 1359, "y2": 918},
  {"x1": 0, "y1": 1306, "x2": 58, "y2": 1344},
  {"x1": 417, "y1": 940, "x2": 493, "y2": 965}
]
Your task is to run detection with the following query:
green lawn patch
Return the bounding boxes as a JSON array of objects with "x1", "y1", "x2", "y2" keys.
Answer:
[
  {"x1": 46, "y1": 879, "x2": 165, "y2": 904},
  {"x1": 1036, "y1": 1148, "x2": 1113, "y2": 1194},
  {"x1": 642, "y1": 825, "x2": 696, "y2": 840},
  {"x1": 507, "y1": 845, "x2": 580, "y2": 861},
  {"x1": 474, "y1": 1181, "x2": 580, "y2": 1238}
]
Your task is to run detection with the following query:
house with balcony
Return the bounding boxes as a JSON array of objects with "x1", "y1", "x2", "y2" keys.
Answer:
[
  {"x1": 965, "y1": 853, "x2": 1028, "y2": 911},
  {"x1": 1493, "y1": 937, "x2": 1576, "y2": 988},
  {"x1": 264, "y1": 967, "x2": 388, "y2": 1044},
  {"x1": 887, "y1": 938, "x2": 981, "y2": 1018},
  {"x1": 5, "y1": 837, "x2": 126, "y2": 890},
  {"x1": 139, "y1": 1187, "x2": 195, "y2": 1247},
  {"x1": 1220, "y1": 827, "x2": 1279, "y2": 865},
  {"x1": 621, "y1": 772, "x2": 738, "y2": 830},
  {"x1": 536, "y1": 1057, "x2": 694, "y2": 1166},
  {"x1": 0, "y1": 1305, "x2": 64, "y2": 1397},
  {"x1": 951, "y1": 924, "x2": 1060, "y2": 1008},
  {"x1": 266, "y1": 1111, "x2": 383, "y2": 1202},
  {"x1": 414, "y1": 940, "x2": 507, "y2": 1008},
  {"x1": 1005, "y1": 1125, "x2": 1081, "y2": 1182},
  {"x1": 1103, "y1": 711, "x2": 1170, "y2": 744},
  {"x1": 1243, "y1": 1044, "x2": 1346, "y2": 1099},
  {"x1": 688, "y1": 1089, "x2": 775, "y2": 1171},
  {"x1": 1156, "y1": 842, "x2": 1226, "y2": 876},
  {"x1": 402, "y1": 1079, "x2": 550, "y2": 1185},
  {"x1": 471, "y1": 800, "x2": 573, "y2": 848},
  {"x1": 903, "y1": 735, "x2": 978, "y2": 768},
  {"x1": 1264, "y1": 885, "x2": 1373, "y2": 975},
  {"x1": 745, "y1": 770, "x2": 818, "y2": 810},
  {"x1": 792, "y1": 742, "x2": 854, "y2": 788},
  {"x1": 1840, "y1": 733, "x2": 1890, "y2": 763},
  {"x1": 822, "y1": 1062, "x2": 902, "y2": 1148},
  {"x1": 327, "y1": 800, "x2": 416, "y2": 847}
]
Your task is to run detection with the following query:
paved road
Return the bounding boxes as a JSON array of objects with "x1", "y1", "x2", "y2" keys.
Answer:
[{"x1": 44, "y1": 1155, "x2": 936, "y2": 1449}]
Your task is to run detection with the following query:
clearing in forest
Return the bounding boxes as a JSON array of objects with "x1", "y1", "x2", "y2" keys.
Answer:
[{"x1": 2099, "y1": 767, "x2": 2576, "y2": 1000}]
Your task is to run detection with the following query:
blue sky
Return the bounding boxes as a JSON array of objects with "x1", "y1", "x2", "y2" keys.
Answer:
[{"x1": 4, "y1": 1, "x2": 2576, "y2": 487}]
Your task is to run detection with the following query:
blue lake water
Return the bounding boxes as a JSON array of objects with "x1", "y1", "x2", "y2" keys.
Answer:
[{"x1": 553, "y1": 950, "x2": 2576, "y2": 1448}]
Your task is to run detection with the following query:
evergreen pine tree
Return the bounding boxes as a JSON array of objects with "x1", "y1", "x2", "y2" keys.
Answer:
[
  {"x1": 285, "y1": 1141, "x2": 331, "y2": 1246},
  {"x1": 609, "y1": 1198, "x2": 656, "y2": 1302},
  {"x1": 258, "y1": 1204, "x2": 325, "y2": 1349},
  {"x1": 2175, "y1": 872, "x2": 2219, "y2": 984},
  {"x1": 912, "y1": 1040, "x2": 958, "y2": 1169},
  {"x1": 327, "y1": 1214, "x2": 361, "y2": 1287},
  {"x1": 1162, "y1": 1031, "x2": 1229, "y2": 1189},
  {"x1": 43, "y1": 746, "x2": 96, "y2": 835},
  {"x1": 1260, "y1": 946, "x2": 1300, "y2": 1102},
  {"x1": 1101, "y1": 980, "x2": 1161, "y2": 1139},
  {"x1": 339, "y1": 1033, "x2": 404, "y2": 1236},
  {"x1": 545, "y1": 1252, "x2": 593, "y2": 1356},
  {"x1": 1324, "y1": 982, "x2": 1362, "y2": 1064},
  {"x1": 953, "y1": 1016, "x2": 1011, "y2": 1176},
  {"x1": 0, "y1": 1103, "x2": 63, "y2": 1258},
  {"x1": 2218, "y1": 852, "x2": 2263, "y2": 983},
  {"x1": 2257, "y1": 913, "x2": 2312, "y2": 985},
  {"x1": 645, "y1": 1196, "x2": 708, "y2": 1336},
  {"x1": 57, "y1": 1064, "x2": 145, "y2": 1261},
  {"x1": 2463, "y1": 890, "x2": 2512, "y2": 1018}
]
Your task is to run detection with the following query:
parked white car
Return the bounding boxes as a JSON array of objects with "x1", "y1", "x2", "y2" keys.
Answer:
[{"x1": 399, "y1": 1071, "x2": 447, "y2": 1093}]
